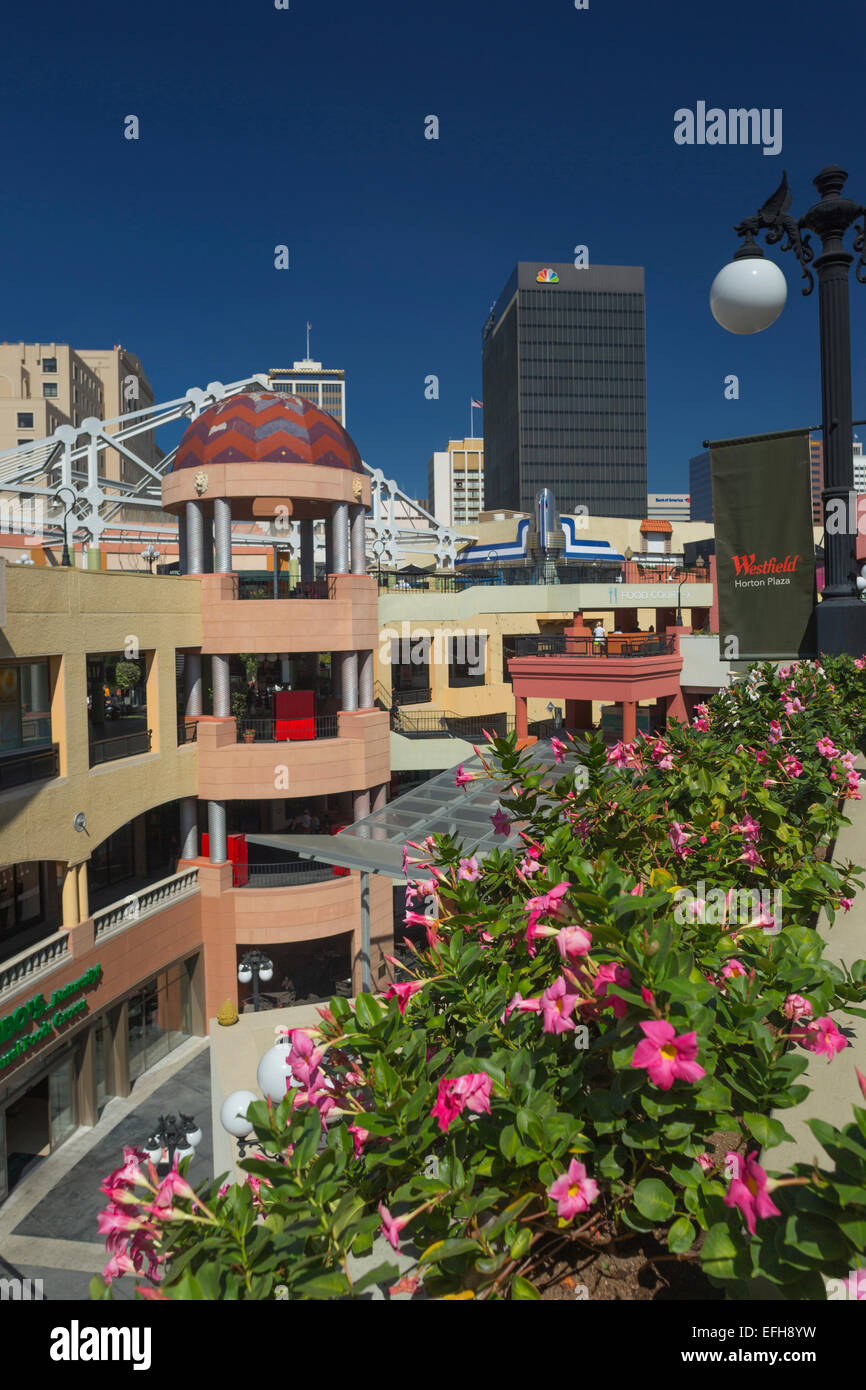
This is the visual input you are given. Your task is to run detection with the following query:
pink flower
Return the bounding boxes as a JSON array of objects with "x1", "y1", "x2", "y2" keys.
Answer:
[
  {"x1": 731, "y1": 813, "x2": 760, "y2": 842},
  {"x1": 630, "y1": 883, "x2": 644, "y2": 896},
  {"x1": 641, "y1": 986, "x2": 657, "y2": 1008},
  {"x1": 491, "y1": 808, "x2": 510, "y2": 836},
  {"x1": 784, "y1": 697, "x2": 804, "y2": 715},
  {"x1": 593, "y1": 961, "x2": 631, "y2": 1018},
  {"x1": 768, "y1": 720, "x2": 782, "y2": 745},
  {"x1": 783, "y1": 994, "x2": 812, "y2": 1022},
  {"x1": 782, "y1": 755, "x2": 803, "y2": 778},
  {"x1": 404, "y1": 910, "x2": 436, "y2": 928},
  {"x1": 720, "y1": 959, "x2": 747, "y2": 980},
  {"x1": 724, "y1": 1151, "x2": 781, "y2": 1235},
  {"x1": 857, "y1": 1068, "x2": 866, "y2": 1102},
  {"x1": 668, "y1": 822, "x2": 693, "y2": 859},
  {"x1": 540, "y1": 976, "x2": 578, "y2": 1033},
  {"x1": 384, "y1": 981, "x2": 425, "y2": 1015},
  {"x1": 517, "y1": 853, "x2": 543, "y2": 879},
  {"x1": 379, "y1": 1203, "x2": 409, "y2": 1252},
  {"x1": 631, "y1": 1020, "x2": 706, "y2": 1091},
  {"x1": 606, "y1": 740, "x2": 631, "y2": 767},
  {"x1": 548, "y1": 1158, "x2": 599, "y2": 1221},
  {"x1": 501, "y1": 990, "x2": 541, "y2": 1024},
  {"x1": 348, "y1": 1123, "x2": 369, "y2": 1157},
  {"x1": 525, "y1": 881, "x2": 572, "y2": 948},
  {"x1": 696, "y1": 1152, "x2": 714, "y2": 1173},
  {"x1": 739, "y1": 846, "x2": 762, "y2": 867},
  {"x1": 455, "y1": 764, "x2": 474, "y2": 787},
  {"x1": 430, "y1": 1072, "x2": 493, "y2": 1130},
  {"x1": 839, "y1": 897, "x2": 854, "y2": 913},
  {"x1": 657, "y1": 754, "x2": 674, "y2": 770},
  {"x1": 816, "y1": 737, "x2": 837, "y2": 759},
  {"x1": 551, "y1": 736, "x2": 568, "y2": 764},
  {"x1": 556, "y1": 925, "x2": 593, "y2": 963},
  {"x1": 792, "y1": 1015, "x2": 848, "y2": 1062},
  {"x1": 457, "y1": 856, "x2": 481, "y2": 881}
]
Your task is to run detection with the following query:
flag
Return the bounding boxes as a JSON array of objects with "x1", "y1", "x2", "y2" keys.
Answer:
[{"x1": 471, "y1": 398, "x2": 483, "y2": 409}]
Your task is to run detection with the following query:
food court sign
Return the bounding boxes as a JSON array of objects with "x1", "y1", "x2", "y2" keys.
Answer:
[{"x1": 0, "y1": 964, "x2": 102, "y2": 1072}]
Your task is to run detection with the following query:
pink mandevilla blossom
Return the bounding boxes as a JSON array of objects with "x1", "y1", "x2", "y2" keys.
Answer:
[
  {"x1": 593, "y1": 961, "x2": 631, "y2": 1017},
  {"x1": 540, "y1": 976, "x2": 579, "y2": 1033},
  {"x1": 783, "y1": 993, "x2": 812, "y2": 1022},
  {"x1": 548, "y1": 1159, "x2": 599, "y2": 1221},
  {"x1": 631, "y1": 1020, "x2": 706, "y2": 1091},
  {"x1": 491, "y1": 808, "x2": 510, "y2": 836},
  {"x1": 455, "y1": 764, "x2": 473, "y2": 787},
  {"x1": 556, "y1": 925, "x2": 593, "y2": 963},
  {"x1": 668, "y1": 822, "x2": 692, "y2": 858},
  {"x1": 384, "y1": 981, "x2": 425, "y2": 1015},
  {"x1": 792, "y1": 1015, "x2": 848, "y2": 1062},
  {"x1": 551, "y1": 736, "x2": 568, "y2": 764},
  {"x1": 379, "y1": 1203, "x2": 409, "y2": 1252},
  {"x1": 724, "y1": 1151, "x2": 781, "y2": 1235},
  {"x1": 457, "y1": 856, "x2": 481, "y2": 881}
]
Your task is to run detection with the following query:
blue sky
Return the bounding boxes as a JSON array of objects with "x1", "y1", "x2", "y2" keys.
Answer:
[{"x1": 3, "y1": 0, "x2": 866, "y2": 501}]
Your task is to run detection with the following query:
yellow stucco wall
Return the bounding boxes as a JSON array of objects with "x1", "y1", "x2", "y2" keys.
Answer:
[{"x1": 0, "y1": 562, "x2": 202, "y2": 866}]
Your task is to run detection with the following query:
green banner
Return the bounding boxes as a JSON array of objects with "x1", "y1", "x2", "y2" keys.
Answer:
[{"x1": 711, "y1": 433, "x2": 816, "y2": 660}]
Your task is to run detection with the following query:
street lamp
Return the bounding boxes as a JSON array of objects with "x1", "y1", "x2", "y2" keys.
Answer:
[
  {"x1": 711, "y1": 165, "x2": 866, "y2": 655},
  {"x1": 238, "y1": 949, "x2": 274, "y2": 1012},
  {"x1": 143, "y1": 1113, "x2": 202, "y2": 1169},
  {"x1": 141, "y1": 543, "x2": 159, "y2": 573},
  {"x1": 52, "y1": 486, "x2": 77, "y2": 568}
]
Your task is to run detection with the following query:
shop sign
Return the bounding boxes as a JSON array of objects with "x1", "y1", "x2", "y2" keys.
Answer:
[{"x1": 0, "y1": 964, "x2": 102, "y2": 1072}]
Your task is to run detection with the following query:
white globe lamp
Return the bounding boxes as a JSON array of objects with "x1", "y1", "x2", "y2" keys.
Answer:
[
  {"x1": 257, "y1": 1042, "x2": 300, "y2": 1102},
  {"x1": 219, "y1": 1089, "x2": 259, "y2": 1139},
  {"x1": 710, "y1": 253, "x2": 787, "y2": 335}
]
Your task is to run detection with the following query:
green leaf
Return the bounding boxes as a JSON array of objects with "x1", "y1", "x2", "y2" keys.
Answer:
[
  {"x1": 668, "y1": 1216, "x2": 696, "y2": 1254},
  {"x1": 743, "y1": 1112, "x2": 794, "y2": 1148},
  {"x1": 511, "y1": 1275, "x2": 541, "y2": 1299},
  {"x1": 701, "y1": 1221, "x2": 740, "y2": 1280},
  {"x1": 420, "y1": 1237, "x2": 483, "y2": 1265},
  {"x1": 354, "y1": 993, "x2": 383, "y2": 1030},
  {"x1": 295, "y1": 1270, "x2": 352, "y2": 1299},
  {"x1": 633, "y1": 1178, "x2": 675, "y2": 1223},
  {"x1": 510, "y1": 1227, "x2": 532, "y2": 1259}
]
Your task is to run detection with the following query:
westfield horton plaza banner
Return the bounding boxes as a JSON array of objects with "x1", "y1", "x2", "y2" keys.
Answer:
[{"x1": 710, "y1": 431, "x2": 816, "y2": 660}]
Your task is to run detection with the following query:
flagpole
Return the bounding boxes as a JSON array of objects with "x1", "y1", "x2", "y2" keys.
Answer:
[
  {"x1": 470, "y1": 401, "x2": 474, "y2": 439},
  {"x1": 306, "y1": 322, "x2": 311, "y2": 359}
]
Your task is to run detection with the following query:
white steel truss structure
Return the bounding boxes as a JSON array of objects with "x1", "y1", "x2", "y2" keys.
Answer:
[{"x1": 0, "y1": 373, "x2": 472, "y2": 568}]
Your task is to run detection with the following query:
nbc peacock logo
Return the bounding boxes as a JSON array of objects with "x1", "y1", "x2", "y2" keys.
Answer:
[{"x1": 536, "y1": 268, "x2": 559, "y2": 283}]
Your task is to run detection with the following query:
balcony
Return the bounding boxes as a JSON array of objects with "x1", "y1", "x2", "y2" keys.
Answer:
[
  {"x1": 237, "y1": 576, "x2": 331, "y2": 601},
  {"x1": 200, "y1": 572, "x2": 378, "y2": 654},
  {"x1": 239, "y1": 860, "x2": 342, "y2": 888},
  {"x1": 92, "y1": 867, "x2": 200, "y2": 943},
  {"x1": 235, "y1": 715, "x2": 339, "y2": 744},
  {"x1": 89, "y1": 728, "x2": 152, "y2": 766},
  {"x1": 0, "y1": 744, "x2": 60, "y2": 792},
  {"x1": 513, "y1": 634, "x2": 677, "y2": 659},
  {"x1": 0, "y1": 930, "x2": 70, "y2": 1003}
]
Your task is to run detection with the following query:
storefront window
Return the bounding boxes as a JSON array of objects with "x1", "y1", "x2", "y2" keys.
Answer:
[
  {"x1": 0, "y1": 863, "x2": 45, "y2": 949},
  {"x1": 49, "y1": 1059, "x2": 77, "y2": 1148},
  {"x1": 127, "y1": 968, "x2": 192, "y2": 1085},
  {"x1": 94, "y1": 1017, "x2": 112, "y2": 1114}
]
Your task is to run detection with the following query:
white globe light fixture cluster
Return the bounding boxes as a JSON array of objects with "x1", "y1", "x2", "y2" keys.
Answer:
[
  {"x1": 220, "y1": 1034, "x2": 338, "y2": 1158},
  {"x1": 143, "y1": 1113, "x2": 203, "y2": 1167},
  {"x1": 857, "y1": 563, "x2": 866, "y2": 600}
]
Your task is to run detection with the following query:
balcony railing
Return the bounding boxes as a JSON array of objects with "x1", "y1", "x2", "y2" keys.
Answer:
[
  {"x1": 92, "y1": 867, "x2": 200, "y2": 942},
  {"x1": 236, "y1": 715, "x2": 339, "y2": 743},
  {"x1": 0, "y1": 930, "x2": 70, "y2": 1002},
  {"x1": 378, "y1": 564, "x2": 710, "y2": 593},
  {"x1": 394, "y1": 710, "x2": 514, "y2": 739},
  {"x1": 236, "y1": 576, "x2": 332, "y2": 601},
  {"x1": 240, "y1": 861, "x2": 343, "y2": 888},
  {"x1": 177, "y1": 719, "x2": 198, "y2": 744},
  {"x1": 0, "y1": 743, "x2": 60, "y2": 792},
  {"x1": 89, "y1": 729, "x2": 152, "y2": 766},
  {"x1": 512, "y1": 634, "x2": 677, "y2": 659},
  {"x1": 390, "y1": 685, "x2": 432, "y2": 706}
]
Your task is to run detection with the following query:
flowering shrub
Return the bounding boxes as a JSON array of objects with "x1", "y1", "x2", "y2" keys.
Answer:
[{"x1": 93, "y1": 656, "x2": 866, "y2": 1300}]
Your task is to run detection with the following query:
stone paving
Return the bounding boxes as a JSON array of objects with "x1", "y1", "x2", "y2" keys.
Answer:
[{"x1": 0, "y1": 1037, "x2": 211, "y2": 1301}]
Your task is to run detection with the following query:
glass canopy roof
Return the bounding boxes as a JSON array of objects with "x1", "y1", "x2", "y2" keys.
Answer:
[{"x1": 247, "y1": 743, "x2": 559, "y2": 881}]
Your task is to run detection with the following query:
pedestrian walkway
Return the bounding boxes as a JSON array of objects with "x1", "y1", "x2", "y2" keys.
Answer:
[{"x1": 0, "y1": 1037, "x2": 210, "y2": 1301}]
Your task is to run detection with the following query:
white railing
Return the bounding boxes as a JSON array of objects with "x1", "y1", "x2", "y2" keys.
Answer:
[
  {"x1": 0, "y1": 931, "x2": 70, "y2": 1000},
  {"x1": 93, "y1": 867, "x2": 200, "y2": 942}
]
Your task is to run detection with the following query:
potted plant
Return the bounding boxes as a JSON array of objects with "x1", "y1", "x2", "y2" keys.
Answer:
[{"x1": 242, "y1": 728, "x2": 256, "y2": 744}]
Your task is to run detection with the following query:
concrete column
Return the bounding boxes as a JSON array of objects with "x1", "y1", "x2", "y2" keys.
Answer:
[
  {"x1": 186, "y1": 501, "x2": 204, "y2": 574},
  {"x1": 112, "y1": 1002, "x2": 131, "y2": 1099},
  {"x1": 325, "y1": 517, "x2": 334, "y2": 576},
  {"x1": 622, "y1": 701, "x2": 637, "y2": 744},
  {"x1": 358, "y1": 650, "x2": 374, "y2": 709},
  {"x1": 372, "y1": 782, "x2": 387, "y2": 813},
  {"x1": 666, "y1": 689, "x2": 688, "y2": 727},
  {"x1": 300, "y1": 519, "x2": 315, "y2": 582},
  {"x1": 515, "y1": 694, "x2": 528, "y2": 740},
  {"x1": 77, "y1": 861, "x2": 89, "y2": 920},
  {"x1": 332, "y1": 501, "x2": 349, "y2": 574},
  {"x1": 350, "y1": 504, "x2": 366, "y2": 574},
  {"x1": 213, "y1": 654, "x2": 230, "y2": 719},
  {"x1": 208, "y1": 801, "x2": 227, "y2": 863},
  {"x1": 185, "y1": 652, "x2": 202, "y2": 717},
  {"x1": 61, "y1": 864, "x2": 79, "y2": 927},
  {"x1": 353, "y1": 788, "x2": 371, "y2": 822},
  {"x1": 214, "y1": 497, "x2": 232, "y2": 573},
  {"x1": 178, "y1": 520, "x2": 188, "y2": 576},
  {"x1": 180, "y1": 797, "x2": 199, "y2": 860},
  {"x1": 340, "y1": 651, "x2": 358, "y2": 712}
]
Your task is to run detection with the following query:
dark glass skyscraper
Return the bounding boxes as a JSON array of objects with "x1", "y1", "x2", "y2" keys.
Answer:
[{"x1": 481, "y1": 263, "x2": 648, "y2": 518}]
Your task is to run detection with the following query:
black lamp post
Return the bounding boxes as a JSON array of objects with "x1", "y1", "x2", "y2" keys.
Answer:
[
  {"x1": 711, "y1": 165, "x2": 866, "y2": 656},
  {"x1": 238, "y1": 948, "x2": 274, "y2": 1012},
  {"x1": 53, "y1": 486, "x2": 77, "y2": 568}
]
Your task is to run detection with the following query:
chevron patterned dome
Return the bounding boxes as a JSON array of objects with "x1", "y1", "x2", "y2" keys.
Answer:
[{"x1": 171, "y1": 392, "x2": 364, "y2": 473}]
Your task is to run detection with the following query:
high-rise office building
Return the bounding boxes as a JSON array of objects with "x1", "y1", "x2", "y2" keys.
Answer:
[
  {"x1": 481, "y1": 263, "x2": 647, "y2": 518},
  {"x1": 689, "y1": 451, "x2": 712, "y2": 522},
  {"x1": 268, "y1": 361, "x2": 346, "y2": 426},
  {"x1": 427, "y1": 437, "x2": 484, "y2": 528},
  {"x1": 647, "y1": 492, "x2": 690, "y2": 522}
]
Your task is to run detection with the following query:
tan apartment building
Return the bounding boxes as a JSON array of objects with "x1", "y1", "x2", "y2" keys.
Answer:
[{"x1": 427, "y1": 437, "x2": 484, "y2": 528}]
